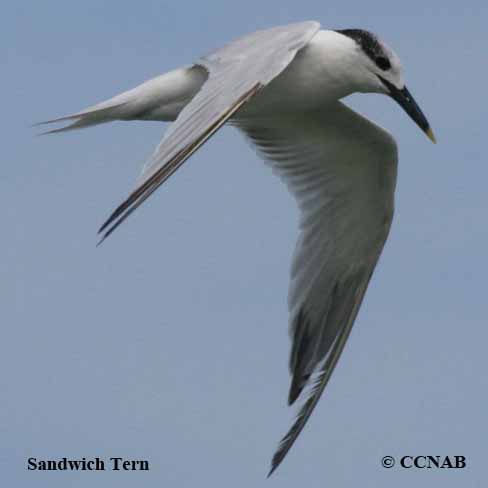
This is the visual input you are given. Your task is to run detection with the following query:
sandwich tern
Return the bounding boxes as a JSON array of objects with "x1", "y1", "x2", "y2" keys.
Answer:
[{"x1": 40, "y1": 21, "x2": 435, "y2": 475}]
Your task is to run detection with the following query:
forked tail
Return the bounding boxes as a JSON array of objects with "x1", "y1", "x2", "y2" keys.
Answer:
[{"x1": 35, "y1": 66, "x2": 207, "y2": 134}]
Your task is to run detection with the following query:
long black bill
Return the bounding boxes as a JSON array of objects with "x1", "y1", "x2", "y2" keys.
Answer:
[{"x1": 378, "y1": 75, "x2": 436, "y2": 143}]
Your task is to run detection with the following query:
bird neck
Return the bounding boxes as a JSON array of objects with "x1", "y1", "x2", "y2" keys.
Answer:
[{"x1": 304, "y1": 30, "x2": 369, "y2": 100}]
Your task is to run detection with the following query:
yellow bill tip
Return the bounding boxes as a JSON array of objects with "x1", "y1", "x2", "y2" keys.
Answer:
[{"x1": 426, "y1": 127, "x2": 437, "y2": 144}]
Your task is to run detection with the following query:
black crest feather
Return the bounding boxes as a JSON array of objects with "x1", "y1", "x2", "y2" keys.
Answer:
[{"x1": 336, "y1": 29, "x2": 391, "y2": 70}]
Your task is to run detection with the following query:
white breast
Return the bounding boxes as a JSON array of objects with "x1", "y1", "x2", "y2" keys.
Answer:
[{"x1": 238, "y1": 30, "x2": 360, "y2": 118}]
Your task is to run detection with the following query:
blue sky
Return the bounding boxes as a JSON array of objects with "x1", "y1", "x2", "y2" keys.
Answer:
[{"x1": 2, "y1": 1, "x2": 487, "y2": 486}]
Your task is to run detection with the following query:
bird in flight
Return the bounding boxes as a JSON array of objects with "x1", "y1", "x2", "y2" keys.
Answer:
[{"x1": 40, "y1": 21, "x2": 435, "y2": 475}]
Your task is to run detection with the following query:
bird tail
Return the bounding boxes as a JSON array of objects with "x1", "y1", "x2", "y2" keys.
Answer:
[
  {"x1": 34, "y1": 101, "x2": 132, "y2": 135},
  {"x1": 35, "y1": 66, "x2": 207, "y2": 135}
]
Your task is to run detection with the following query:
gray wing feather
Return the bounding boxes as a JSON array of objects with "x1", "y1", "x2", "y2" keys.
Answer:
[
  {"x1": 98, "y1": 21, "x2": 320, "y2": 240},
  {"x1": 269, "y1": 267, "x2": 374, "y2": 476},
  {"x1": 235, "y1": 102, "x2": 397, "y2": 473}
]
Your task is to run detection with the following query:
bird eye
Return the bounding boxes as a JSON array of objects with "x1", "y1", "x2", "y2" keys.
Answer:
[{"x1": 375, "y1": 56, "x2": 391, "y2": 70}]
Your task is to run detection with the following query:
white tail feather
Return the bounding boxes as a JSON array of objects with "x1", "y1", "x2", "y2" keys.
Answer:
[
  {"x1": 36, "y1": 66, "x2": 207, "y2": 134},
  {"x1": 36, "y1": 102, "x2": 131, "y2": 134}
]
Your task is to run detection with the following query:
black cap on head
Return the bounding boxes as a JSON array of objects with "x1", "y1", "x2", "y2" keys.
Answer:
[{"x1": 335, "y1": 29, "x2": 392, "y2": 71}]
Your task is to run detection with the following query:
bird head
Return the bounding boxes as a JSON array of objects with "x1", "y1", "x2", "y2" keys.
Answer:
[{"x1": 335, "y1": 29, "x2": 435, "y2": 143}]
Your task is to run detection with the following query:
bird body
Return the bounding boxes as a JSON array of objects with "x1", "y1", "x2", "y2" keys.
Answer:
[{"x1": 40, "y1": 21, "x2": 434, "y2": 475}]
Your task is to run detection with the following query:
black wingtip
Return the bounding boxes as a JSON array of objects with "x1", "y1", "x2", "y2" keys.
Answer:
[
  {"x1": 95, "y1": 206, "x2": 125, "y2": 246},
  {"x1": 268, "y1": 442, "x2": 288, "y2": 478},
  {"x1": 288, "y1": 370, "x2": 312, "y2": 405},
  {"x1": 96, "y1": 222, "x2": 111, "y2": 247},
  {"x1": 98, "y1": 210, "x2": 118, "y2": 235},
  {"x1": 267, "y1": 464, "x2": 278, "y2": 478},
  {"x1": 96, "y1": 234, "x2": 107, "y2": 247},
  {"x1": 96, "y1": 201, "x2": 129, "y2": 244},
  {"x1": 35, "y1": 127, "x2": 62, "y2": 137},
  {"x1": 288, "y1": 377, "x2": 305, "y2": 406},
  {"x1": 96, "y1": 218, "x2": 119, "y2": 246}
]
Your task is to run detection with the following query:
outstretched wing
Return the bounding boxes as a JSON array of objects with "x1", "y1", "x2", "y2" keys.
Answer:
[
  {"x1": 235, "y1": 101, "x2": 398, "y2": 474},
  {"x1": 98, "y1": 21, "x2": 320, "y2": 241}
]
